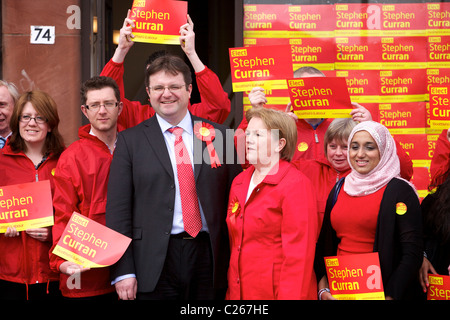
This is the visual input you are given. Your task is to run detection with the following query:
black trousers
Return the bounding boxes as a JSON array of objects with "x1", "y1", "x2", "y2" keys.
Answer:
[{"x1": 137, "y1": 232, "x2": 218, "y2": 300}]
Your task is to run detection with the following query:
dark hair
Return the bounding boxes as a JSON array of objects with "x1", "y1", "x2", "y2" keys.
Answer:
[
  {"x1": 9, "y1": 90, "x2": 65, "y2": 157},
  {"x1": 144, "y1": 54, "x2": 192, "y2": 88},
  {"x1": 145, "y1": 50, "x2": 169, "y2": 69},
  {"x1": 80, "y1": 76, "x2": 120, "y2": 105},
  {"x1": 425, "y1": 173, "x2": 450, "y2": 244}
]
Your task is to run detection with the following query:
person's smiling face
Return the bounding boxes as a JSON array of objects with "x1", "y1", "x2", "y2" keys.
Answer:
[
  {"x1": 19, "y1": 102, "x2": 50, "y2": 148},
  {"x1": 327, "y1": 138, "x2": 349, "y2": 172},
  {"x1": 349, "y1": 130, "x2": 380, "y2": 175},
  {"x1": 146, "y1": 71, "x2": 192, "y2": 125}
]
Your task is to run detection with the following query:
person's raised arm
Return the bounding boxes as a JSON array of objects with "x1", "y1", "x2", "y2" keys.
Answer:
[
  {"x1": 179, "y1": 14, "x2": 205, "y2": 73},
  {"x1": 112, "y1": 9, "x2": 135, "y2": 64}
]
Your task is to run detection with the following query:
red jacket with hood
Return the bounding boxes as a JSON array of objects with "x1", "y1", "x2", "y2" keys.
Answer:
[
  {"x1": 49, "y1": 124, "x2": 115, "y2": 298},
  {"x1": 0, "y1": 145, "x2": 59, "y2": 290}
]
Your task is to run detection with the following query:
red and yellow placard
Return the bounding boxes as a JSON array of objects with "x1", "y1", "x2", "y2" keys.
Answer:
[
  {"x1": 379, "y1": 102, "x2": 426, "y2": 134},
  {"x1": 287, "y1": 76, "x2": 352, "y2": 118},
  {"x1": 229, "y1": 45, "x2": 293, "y2": 92},
  {"x1": 427, "y1": 274, "x2": 450, "y2": 300},
  {"x1": 130, "y1": 0, "x2": 187, "y2": 45},
  {"x1": 0, "y1": 180, "x2": 53, "y2": 233},
  {"x1": 429, "y1": 86, "x2": 450, "y2": 129},
  {"x1": 52, "y1": 212, "x2": 131, "y2": 268},
  {"x1": 324, "y1": 253, "x2": 385, "y2": 300}
]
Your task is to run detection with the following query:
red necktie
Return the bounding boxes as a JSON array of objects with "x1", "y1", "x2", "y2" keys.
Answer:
[{"x1": 168, "y1": 127, "x2": 202, "y2": 237}]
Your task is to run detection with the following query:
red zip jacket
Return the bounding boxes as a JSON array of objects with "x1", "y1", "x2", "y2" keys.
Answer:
[
  {"x1": 100, "y1": 59, "x2": 230, "y2": 131},
  {"x1": 49, "y1": 124, "x2": 115, "y2": 298},
  {"x1": 0, "y1": 145, "x2": 59, "y2": 289}
]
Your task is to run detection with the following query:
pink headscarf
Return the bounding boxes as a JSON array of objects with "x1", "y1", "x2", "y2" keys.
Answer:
[{"x1": 343, "y1": 121, "x2": 415, "y2": 197}]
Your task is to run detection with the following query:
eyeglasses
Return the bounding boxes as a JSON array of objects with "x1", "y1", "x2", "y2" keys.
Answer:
[
  {"x1": 85, "y1": 101, "x2": 119, "y2": 110},
  {"x1": 148, "y1": 84, "x2": 186, "y2": 94},
  {"x1": 19, "y1": 115, "x2": 48, "y2": 124}
]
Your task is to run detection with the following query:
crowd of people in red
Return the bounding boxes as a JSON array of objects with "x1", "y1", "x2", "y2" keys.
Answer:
[{"x1": 0, "y1": 10, "x2": 448, "y2": 301}]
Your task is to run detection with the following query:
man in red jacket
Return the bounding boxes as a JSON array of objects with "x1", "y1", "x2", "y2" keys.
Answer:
[
  {"x1": 49, "y1": 76, "x2": 122, "y2": 299},
  {"x1": 100, "y1": 11, "x2": 230, "y2": 131}
]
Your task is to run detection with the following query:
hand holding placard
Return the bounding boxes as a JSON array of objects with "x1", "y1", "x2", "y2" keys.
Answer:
[
  {"x1": 130, "y1": 0, "x2": 187, "y2": 45},
  {"x1": 52, "y1": 212, "x2": 131, "y2": 269},
  {"x1": 287, "y1": 77, "x2": 353, "y2": 119}
]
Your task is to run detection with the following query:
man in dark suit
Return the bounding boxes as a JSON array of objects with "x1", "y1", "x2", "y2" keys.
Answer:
[{"x1": 105, "y1": 54, "x2": 241, "y2": 300}]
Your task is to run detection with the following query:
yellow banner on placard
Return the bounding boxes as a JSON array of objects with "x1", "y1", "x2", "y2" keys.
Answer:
[
  {"x1": 0, "y1": 216, "x2": 53, "y2": 233},
  {"x1": 232, "y1": 79, "x2": 287, "y2": 92},
  {"x1": 52, "y1": 244, "x2": 106, "y2": 268},
  {"x1": 387, "y1": 128, "x2": 427, "y2": 135},
  {"x1": 379, "y1": 94, "x2": 428, "y2": 103},
  {"x1": 243, "y1": 30, "x2": 335, "y2": 39},
  {"x1": 335, "y1": 62, "x2": 382, "y2": 70},
  {"x1": 430, "y1": 120, "x2": 450, "y2": 129},
  {"x1": 335, "y1": 30, "x2": 381, "y2": 37},
  {"x1": 333, "y1": 292, "x2": 386, "y2": 300},
  {"x1": 294, "y1": 108, "x2": 353, "y2": 119},
  {"x1": 380, "y1": 62, "x2": 428, "y2": 70},
  {"x1": 132, "y1": 32, "x2": 179, "y2": 45},
  {"x1": 243, "y1": 96, "x2": 290, "y2": 105}
]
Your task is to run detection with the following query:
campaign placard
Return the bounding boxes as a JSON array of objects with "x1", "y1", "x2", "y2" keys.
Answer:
[
  {"x1": 52, "y1": 212, "x2": 131, "y2": 268},
  {"x1": 335, "y1": 3, "x2": 382, "y2": 37},
  {"x1": 244, "y1": 37, "x2": 336, "y2": 71},
  {"x1": 130, "y1": 0, "x2": 187, "y2": 45},
  {"x1": 380, "y1": 3, "x2": 426, "y2": 36},
  {"x1": 336, "y1": 70, "x2": 380, "y2": 103},
  {"x1": 393, "y1": 133, "x2": 432, "y2": 168},
  {"x1": 428, "y1": 36, "x2": 450, "y2": 68},
  {"x1": 287, "y1": 77, "x2": 352, "y2": 118},
  {"x1": 335, "y1": 37, "x2": 381, "y2": 70},
  {"x1": 379, "y1": 69, "x2": 427, "y2": 103},
  {"x1": 427, "y1": 68, "x2": 450, "y2": 99},
  {"x1": 429, "y1": 86, "x2": 450, "y2": 129},
  {"x1": 427, "y1": 274, "x2": 450, "y2": 300},
  {"x1": 229, "y1": 45, "x2": 292, "y2": 92},
  {"x1": 0, "y1": 180, "x2": 53, "y2": 233},
  {"x1": 379, "y1": 102, "x2": 426, "y2": 134},
  {"x1": 426, "y1": 2, "x2": 450, "y2": 36},
  {"x1": 324, "y1": 253, "x2": 385, "y2": 300},
  {"x1": 380, "y1": 36, "x2": 428, "y2": 69},
  {"x1": 243, "y1": 4, "x2": 335, "y2": 39}
]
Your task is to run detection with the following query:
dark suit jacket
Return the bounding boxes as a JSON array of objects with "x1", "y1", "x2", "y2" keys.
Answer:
[{"x1": 106, "y1": 113, "x2": 242, "y2": 293}]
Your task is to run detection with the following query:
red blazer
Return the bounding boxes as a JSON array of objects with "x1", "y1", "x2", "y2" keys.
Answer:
[
  {"x1": 226, "y1": 160, "x2": 318, "y2": 300},
  {"x1": 100, "y1": 59, "x2": 230, "y2": 131}
]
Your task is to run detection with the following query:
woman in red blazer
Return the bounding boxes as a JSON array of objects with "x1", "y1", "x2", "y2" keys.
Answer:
[{"x1": 226, "y1": 107, "x2": 318, "y2": 300}]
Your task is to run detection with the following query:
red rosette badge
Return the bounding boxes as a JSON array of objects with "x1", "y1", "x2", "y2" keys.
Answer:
[{"x1": 194, "y1": 122, "x2": 221, "y2": 168}]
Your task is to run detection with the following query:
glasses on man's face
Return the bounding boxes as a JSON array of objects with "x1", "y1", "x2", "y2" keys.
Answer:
[
  {"x1": 148, "y1": 84, "x2": 186, "y2": 95},
  {"x1": 85, "y1": 101, "x2": 119, "y2": 111},
  {"x1": 19, "y1": 115, "x2": 48, "y2": 124}
]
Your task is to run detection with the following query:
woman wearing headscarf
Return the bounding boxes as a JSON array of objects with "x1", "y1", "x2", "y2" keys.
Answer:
[
  {"x1": 293, "y1": 118, "x2": 414, "y2": 236},
  {"x1": 226, "y1": 107, "x2": 318, "y2": 300},
  {"x1": 314, "y1": 121, "x2": 423, "y2": 300}
]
